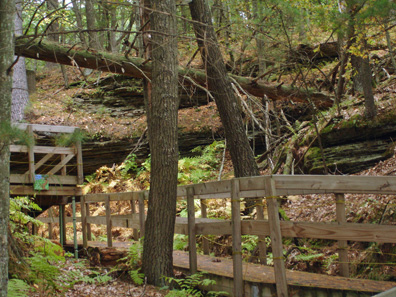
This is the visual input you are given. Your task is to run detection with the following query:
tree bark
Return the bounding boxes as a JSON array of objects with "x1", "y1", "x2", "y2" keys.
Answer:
[
  {"x1": 188, "y1": 0, "x2": 260, "y2": 180},
  {"x1": 12, "y1": 1, "x2": 29, "y2": 123},
  {"x1": 0, "y1": 0, "x2": 14, "y2": 295},
  {"x1": 85, "y1": 0, "x2": 101, "y2": 49},
  {"x1": 14, "y1": 37, "x2": 334, "y2": 107},
  {"x1": 141, "y1": 0, "x2": 179, "y2": 286}
]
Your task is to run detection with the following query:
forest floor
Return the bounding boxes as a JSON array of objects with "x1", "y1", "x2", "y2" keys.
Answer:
[{"x1": 25, "y1": 66, "x2": 396, "y2": 295}]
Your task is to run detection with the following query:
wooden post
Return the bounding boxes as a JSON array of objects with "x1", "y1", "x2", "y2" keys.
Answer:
[
  {"x1": 60, "y1": 204, "x2": 67, "y2": 246},
  {"x1": 200, "y1": 199, "x2": 210, "y2": 255},
  {"x1": 130, "y1": 193, "x2": 139, "y2": 240},
  {"x1": 105, "y1": 195, "x2": 113, "y2": 247},
  {"x1": 48, "y1": 208, "x2": 53, "y2": 239},
  {"x1": 81, "y1": 196, "x2": 88, "y2": 249},
  {"x1": 231, "y1": 179, "x2": 243, "y2": 297},
  {"x1": 187, "y1": 186, "x2": 197, "y2": 274},
  {"x1": 265, "y1": 177, "x2": 288, "y2": 297},
  {"x1": 86, "y1": 201, "x2": 92, "y2": 241},
  {"x1": 138, "y1": 192, "x2": 146, "y2": 238},
  {"x1": 256, "y1": 199, "x2": 267, "y2": 265},
  {"x1": 27, "y1": 125, "x2": 35, "y2": 183},
  {"x1": 335, "y1": 193, "x2": 349, "y2": 277},
  {"x1": 75, "y1": 129, "x2": 84, "y2": 185}
]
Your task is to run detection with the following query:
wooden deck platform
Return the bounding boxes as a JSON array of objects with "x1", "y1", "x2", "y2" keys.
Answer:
[{"x1": 67, "y1": 241, "x2": 396, "y2": 296}]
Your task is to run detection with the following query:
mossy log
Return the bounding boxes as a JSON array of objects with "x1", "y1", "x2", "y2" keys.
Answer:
[{"x1": 15, "y1": 37, "x2": 333, "y2": 107}]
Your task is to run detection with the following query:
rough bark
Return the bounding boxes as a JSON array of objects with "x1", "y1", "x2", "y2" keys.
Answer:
[
  {"x1": 0, "y1": 0, "x2": 14, "y2": 295},
  {"x1": 14, "y1": 37, "x2": 334, "y2": 107},
  {"x1": 85, "y1": 0, "x2": 101, "y2": 49},
  {"x1": 141, "y1": 0, "x2": 179, "y2": 286},
  {"x1": 11, "y1": 1, "x2": 29, "y2": 123},
  {"x1": 188, "y1": 0, "x2": 259, "y2": 181}
]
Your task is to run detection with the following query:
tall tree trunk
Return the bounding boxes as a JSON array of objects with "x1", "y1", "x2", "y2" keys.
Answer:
[
  {"x1": 188, "y1": 0, "x2": 260, "y2": 182},
  {"x1": 85, "y1": 0, "x2": 101, "y2": 49},
  {"x1": 252, "y1": 0, "x2": 266, "y2": 76},
  {"x1": 71, "y1": 0, "x2": 87, "y2": 46},
  {"x1": 12, "y1": 0, "x2": 29, "y2": 123},
  {"x1": 142, "y1": 0, "x2": 179, "y2": 286},
  {"x1": 0, "y1": 0, "x2": 14, "y2": 295}
]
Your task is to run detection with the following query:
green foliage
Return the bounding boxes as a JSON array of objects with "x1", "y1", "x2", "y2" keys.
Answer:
[
  {"x1": 173, "y1": 234, "x2": 189, "y2": 251},
  {"x1": 54, "y1": 129, "x2": 86, "y2": 147},
  {"x1": 241, "y1": 235, "x2": 258, "y2": 253},
  {"x1": 7, "y1": 279, "x2": 30, "y2": 297},
  {"x1": 125, "y1": 241, "x2": 143, "y2": 269},
  {"x1": 162, "y1": 272, "x2": 228, "y2": 297},
  {"x1": 120, "y1": 153, "x2": 139, "y2": 177},
  {"x1": 129, "y1": 268, "x2": 145, "y2": 285},
  {"x1": 0, "y1": 122, "x2": 34, "y2": 148},
  {"x1": 178, "y1": 141, "x2": 224, "y2": 185}
]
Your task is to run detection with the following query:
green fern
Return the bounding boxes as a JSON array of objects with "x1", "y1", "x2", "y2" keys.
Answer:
[
  {"x1": 7, "y1": 279, "x2": 30, "y2": 297},
  {"x1": 129, "y1": 268, "x2": 145, "y2": 285}
]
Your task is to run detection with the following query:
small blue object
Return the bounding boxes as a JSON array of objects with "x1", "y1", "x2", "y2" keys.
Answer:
[{"x1": 34, "y1": 174, "x2": 49, "y2": 190}]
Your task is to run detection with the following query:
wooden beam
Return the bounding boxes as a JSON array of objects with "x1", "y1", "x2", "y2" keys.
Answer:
[
  {"x1": 75, "y1": 129, "x2": 84, "y2": 185},
  {"x1": 27, "y1": 125, "x2": 35, "y2": 183},
  {"x1": 335, "y1": 193, "x2": 349, "y2": 277},
  {"x1": 81, "y1": 196, "x2": 88, "y2": 249},
  {"x1": 130, "y1": 193, "x2": 139, "y2": 240},
  {"x1": 10, "y1": 144, "x2": 75, "y2": 155},
  {"x1": 256, "y1": 199, "x2": 267, "y2": 265},
  {"x1": 10, "y1": 185, "x2": 82, "y2": 196},
  {"x1": 10, "y1": 174, "x2": 78, "y2": 185},
  {"x1": 200, "y1": 199, "x2": 210, "y2": 255},
  {"x1": 265, "y1": 177, "x2": 288, "y2": 297},
  {"x1": 105, "y1": 195, "x2": 113, "y2": 247},
  {"x1": 231, "y1": 179, "x2": 243, "y2": 297},
  {"x1": 138, "y1": 192, "x2": 146, "y2": 238},
  {"x1": 15, "y1": 123, "x2": 77, "y2": 133},
  {"x1": 25, "y1": 153, "x2": 54, "y2": 174},
  {"x1": 187, "y1": 186, "x2": 197, "y2": 274}
]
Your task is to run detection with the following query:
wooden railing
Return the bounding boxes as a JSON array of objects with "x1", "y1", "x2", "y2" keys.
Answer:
[
  {"x1": 10, "y1": 123, "x2": 83, "y2": 196},
  {"x1": 39, "y1": 175, "x2": 396, "y2": 297}
]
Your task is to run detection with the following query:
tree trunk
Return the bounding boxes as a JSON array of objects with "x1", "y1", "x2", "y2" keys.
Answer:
[
  {"x1": 11, "y1": 0, "x2": 29, "y2": 123},
  {"x1": 141, "y1": 0, "x2": 179, "y2": 286},
  {"x1": 14, "y1": 37, "x2": 333, "y2": 107},
  {"x1": 71, "y1": 0, "x2": 87, "y2": 46},
  {"x1": 189, "y1": 0, "x2": 260, "y2": 181},
  {"x1": 0, "y1": 0, "x2": 14, "y2": 295},
  {"x1": 85, "y1": 0, "x2": 101, "y2": 49}
]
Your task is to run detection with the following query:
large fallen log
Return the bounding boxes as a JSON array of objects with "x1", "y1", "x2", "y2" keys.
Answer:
[{"x1": 15, "y1": 37, "x2": 333, "y2": 107}]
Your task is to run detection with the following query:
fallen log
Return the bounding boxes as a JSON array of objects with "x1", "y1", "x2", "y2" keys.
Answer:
[{"x1": 15, "y1": 37, "x2": 334, "y2": 107}]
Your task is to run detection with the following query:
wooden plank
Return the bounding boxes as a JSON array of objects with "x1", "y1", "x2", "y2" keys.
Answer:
[
  {"x1": 81, "y1": 196, "x2": 88, "y2": 249},
  {"x1": 86, "y1": 201, "x2": 92, "y2": 241},
  {"x1": 10, "y1": 185, "x2": 82, "y2": 196},
  {"x1": 138, "y1": 192, "x2": 146, "y2": 238},
  {"x1": 335, "y1": 193, "x2": 349, "y2": 277},
  {"x1": 105, "y1": 195, "x2": 113, "y2": 247},
  {"x1": 84, "y1": 192, "x2": 135, "y2": 203},
  {"x1": 47, "y1": 154, "x2": 75, "y2": 175},
  {"x1": 200, "y1": 199, "x2": 210, "y2": 255},
  {"x1": 172, "y1": 250, "x2": 396, "y2": 293},
  {"x1": 10, "y1": 144, "x2": 75, "y2": 155},
  {"x1": 27, "y1": 125, "x2": 35, "y2": 183},
  {"x1": 15, "y1": 123, "x2": 77, "y2": 133},
  {"x1": 265, "y1": 176, "x2": 288, "y2": 297},
  {"x1": 192, "y1": 179, "x2": 231, "y2": 197},
  {"x1": 273, "y1": 175, "x2": 396, "y2": 195},
  {"x1": 130, "y1": 194, "x2": 139, "y2": 240},
  {"x1": 48, "y1": 208, "x2": 54, "y2": 239},
  {"x1": 256, "y1": 199, "x2": 267, "y2": 265},
  {"x1": 75, "y1": 130, "x2": 84, "y2": 185},
  {"x1": 187, "y1": 186, "x2": 197, "y2": 274},
  {"x1": 231, "y1": 179, "x2": 243, "y2": 297},
  {"x1": 10, "y1": 174, "x2": 78, "y2": 185}
]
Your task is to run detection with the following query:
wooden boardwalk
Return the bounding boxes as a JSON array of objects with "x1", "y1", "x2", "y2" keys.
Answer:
[{"x1": 68, "y1": 241, "x2": 396, "y2": 296}]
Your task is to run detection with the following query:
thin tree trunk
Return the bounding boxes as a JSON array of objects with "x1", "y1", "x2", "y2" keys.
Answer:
[
  {"x1": 12, "y1": 0, "x2": 29, "y2": 123},
  {"x1": 142, "y1": 0, "x2": 179, "y2": 286},
  {"x1": 189, "y1": 0, "x2": 260, "y2": 211},
  {"x1": 0, "y1": 0, "x2": 14, "y2": 295}
]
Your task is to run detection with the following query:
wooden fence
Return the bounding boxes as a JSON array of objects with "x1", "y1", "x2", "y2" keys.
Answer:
[
  {"x1": 39, "y1": 175, "x2": 396, "y2": 297},
  {"x1": 10, "y1": 123, "x2": 83, "y2": 196}
]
